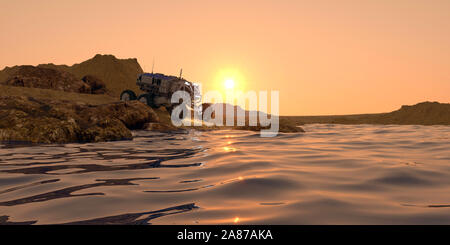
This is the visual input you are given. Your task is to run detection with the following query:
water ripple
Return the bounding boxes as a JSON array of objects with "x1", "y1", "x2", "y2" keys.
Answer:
[{"x1": 0, "y1": 125, "x2": 449, "y2": 224}]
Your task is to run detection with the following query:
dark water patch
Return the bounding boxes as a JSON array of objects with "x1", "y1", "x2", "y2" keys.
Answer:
[
  {"x1": 61, "y1": 203, "x2": 198, "y2": 225},
  {"x1": 428, "y1": 204, "x2": 450, "y2": 208},
  {"x1": 179, "y1": 179, "x2": 203, "y2": 184},
  {"x1": 402, "y1": 203, "x2": 450, "y2": 208},
  {"x1": 370, "y1": 172, "x2": 435, "y2": 187},
  {"x1": 0, "y1": 215, "x2": 36, "y2": 225},
  {"x1": 370, "y1": 168, "x2": 448, "y2": 187},
  {"x1": 0, "y1": 179, "x2": 60, "y2": 195},
  {"x1": 0, "y1": 178, "x2": 158, "y2": 207},
  {"x1": 260, "y1": 202, "x2": 285, "y2": 206},
  {"x1": 2, "y1": 159, "x2": 203, "y2": 176}
]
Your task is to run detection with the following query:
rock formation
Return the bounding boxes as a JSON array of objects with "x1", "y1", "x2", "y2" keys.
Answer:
[
  {"x1": 0, "y1": 96, "x2": 159, "y2": 144},
  {"x1": 3, "y1": 66, "x2": 91, "y2": 93},
  {"x1": 0, "y1": 54, "x2": 143, "y2": 97},
  {"x1": 37, "y1": 54, "x2": 143, "y2": 97}
]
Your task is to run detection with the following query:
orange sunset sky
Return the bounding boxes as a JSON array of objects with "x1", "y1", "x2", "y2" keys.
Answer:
[{"x1": 1, "y1": 0, "x2": 449, "y2": 115}]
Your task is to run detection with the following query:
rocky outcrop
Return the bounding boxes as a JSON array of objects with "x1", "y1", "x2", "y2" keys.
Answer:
[
  {"x1": 386, "y1": 102, "x2": 450, "y2": 125},
  {"x1": 0, "y1": 54, "x2": 143, "y2": 97},
  {"x1": 37, "y1": 54, "x2": 143, "y2": 97},
  {"x1": 0, "y1": 96, "x2": 159, "y2": 144},
  {"x1": 3, "y1": 66, "x2": 91, "y2": 93}
]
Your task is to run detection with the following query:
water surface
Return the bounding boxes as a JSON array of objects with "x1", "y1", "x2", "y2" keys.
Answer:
[{"x1": 0, "y1": 124, "x2": 449, "y2": 224}]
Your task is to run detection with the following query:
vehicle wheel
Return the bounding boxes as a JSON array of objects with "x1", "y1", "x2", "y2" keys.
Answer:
[
  {"x1": 120, "y1": 90, "x2": 137, "y2": 101},
  {"x1": 138, "y1": 93, "x2": 154, "y2": 107}
]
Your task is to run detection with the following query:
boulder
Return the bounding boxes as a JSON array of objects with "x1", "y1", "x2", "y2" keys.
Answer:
[{"x1": 77, "y1": 101, "x2": 159, "y2": 130}]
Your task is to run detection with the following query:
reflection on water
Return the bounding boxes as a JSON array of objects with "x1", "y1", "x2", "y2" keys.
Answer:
[{"x1": 0, "y1": 125, "x2": 450, "y2": 224}]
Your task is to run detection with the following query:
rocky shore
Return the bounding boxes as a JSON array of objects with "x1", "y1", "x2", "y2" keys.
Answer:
[
  {"x1": 0, "y1": 96, "x2": 159, "y2": 143},
  {"x1": 0, "y1": 95, "x2": 303, "y2": 144}
]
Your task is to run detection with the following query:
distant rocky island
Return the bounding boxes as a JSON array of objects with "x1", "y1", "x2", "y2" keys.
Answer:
[
  {"x1": 0, "y1": 54, "x2": 448, "y2": 144},
  {"x1": 286, "y1": 101, "x2": 450, "y2": 126}
]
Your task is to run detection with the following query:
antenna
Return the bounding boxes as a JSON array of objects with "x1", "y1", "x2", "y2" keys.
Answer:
[
  {"x1": 151, "y1": 58, "x2": 155, "y2": 74},
  {"x1": 179, "y1": 68, "x2": 183, "y2": 79}
]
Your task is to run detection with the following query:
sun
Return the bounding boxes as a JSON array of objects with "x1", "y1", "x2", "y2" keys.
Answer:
[
  {"x1": 224, "y1": 78, "x2": 235, "y2": 89},
  {"x1": 212, "y1": 68, "x2": 246, "y2": 96}
]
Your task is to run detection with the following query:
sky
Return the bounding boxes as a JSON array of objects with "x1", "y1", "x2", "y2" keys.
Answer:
[{"x1": 1, "y1": 0, "x2": 449, "y2": 115}]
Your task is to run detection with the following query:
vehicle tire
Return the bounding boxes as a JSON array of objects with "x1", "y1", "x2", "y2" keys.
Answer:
[
  {"x1": 120, "y1": 90, "x2": 137, "y2": 101},
  {"x1": 138, "y1": 93, "x2": 154, "y2": 107}
]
